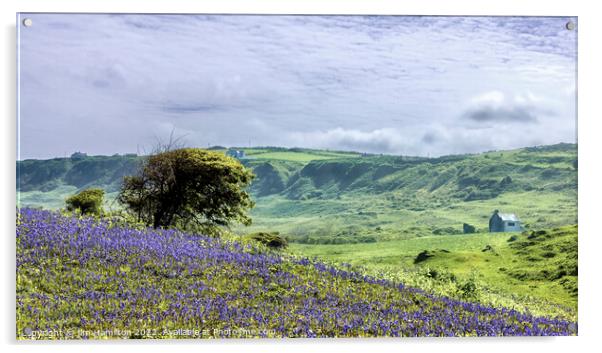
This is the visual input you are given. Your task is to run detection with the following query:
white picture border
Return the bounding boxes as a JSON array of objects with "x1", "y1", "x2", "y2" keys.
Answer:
[{"x1": 2, "y1": 1, "x2": 600, "y2": 352}]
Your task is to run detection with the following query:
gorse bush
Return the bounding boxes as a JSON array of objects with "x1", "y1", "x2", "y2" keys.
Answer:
[
  {"x1": 65, "y1": 188, "x2": 104, "y2": 215},
  {"x1": 246, "y1": 231, "x2": 288, "y2": 249},
  {"x1": 463, "y1": 223, "x2": 476, "y2": 234},
  {"x1": 457, "y1": 273, "x2": 482, "y2": 301}
]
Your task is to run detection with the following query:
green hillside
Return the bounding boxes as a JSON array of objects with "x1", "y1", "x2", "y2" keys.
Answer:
[
  {"x1": 17, "y1": 154, "x2": 140, "y2": 209},
  {"x1": 241, "y1": 143, "x2": 576, "y2": 243},
  {"x1": 255, "y1": 143, "x2": 576, "y2": 201},
  {"x1": 17, "y1": 144, "x2": 577, "y2": 238}
]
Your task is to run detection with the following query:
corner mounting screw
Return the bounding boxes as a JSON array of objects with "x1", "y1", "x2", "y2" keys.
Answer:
[{"x1": 566, "y1": 21, "x2": 575, "y2": 30}]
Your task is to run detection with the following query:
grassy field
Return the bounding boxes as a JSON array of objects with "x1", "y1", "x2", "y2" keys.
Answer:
[
  {"x1": 242, "y1": 190, "x2": 576, "y2": 243},
  {"x1": 18, "y1": 187, "x2": 121, "y2": 211},
  {"x1": 289, "y1": 226, "x2": 577, "y2": 316},
  {"x1": 238, "y1": 187, "x2": 577, "y2": 320},
  {"x1": 242, "y1": 148, "x2": 361, "y2": 162},
  {"x1": 205, "y1": 147, "x2": 362, "y2": 162}
]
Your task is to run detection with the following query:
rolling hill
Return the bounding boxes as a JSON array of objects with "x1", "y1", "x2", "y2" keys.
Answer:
[
  {"x1": 18, "y1": 144, "x2": 576, "y2": 208},
  {"x1": 16, "y1": 143, "x2": 577, "y2": 245}
]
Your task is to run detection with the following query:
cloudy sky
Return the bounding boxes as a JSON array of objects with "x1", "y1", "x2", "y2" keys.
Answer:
[{"x1": 18, "y1": 14, "x2": 577, "y2": 159}]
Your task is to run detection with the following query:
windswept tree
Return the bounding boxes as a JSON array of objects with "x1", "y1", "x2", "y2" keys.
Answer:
[{"x1": 118, "y1": 148, "x2": 255, "y2": 231}]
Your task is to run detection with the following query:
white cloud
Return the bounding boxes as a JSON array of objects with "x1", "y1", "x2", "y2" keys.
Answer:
[
  {"x1": 289, "y1": 128, "x2": 406, "y2": 154},
  {"x1": 470, "y1": 91, "x2": 506, "y2": 106}
]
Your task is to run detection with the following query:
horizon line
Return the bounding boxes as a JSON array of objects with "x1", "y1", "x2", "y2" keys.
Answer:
[{"x1": 16, "y1": 141, "x2": 577, "y2": 162}]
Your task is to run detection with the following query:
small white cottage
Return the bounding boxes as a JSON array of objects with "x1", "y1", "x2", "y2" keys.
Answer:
[
  {"x1": 226, "y1": 149, "x2": 246, "y2": 159},
  {"x1": 488, "y1": 210, "x2": 522, "y2": 232}
]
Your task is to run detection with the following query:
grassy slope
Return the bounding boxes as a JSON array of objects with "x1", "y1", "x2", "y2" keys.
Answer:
[
  {"x1": 243, "y1": 148, "x2": 360, "y2": 162},
  {"x1": 290, "y1": 225, "x2": 578, "y2": 319},
  {"x1": 244, "y1": 189, "x2": 576, "y2": 243},
  {"x1": 17, "y1": 154, "x2": 140, "y2": 209}
]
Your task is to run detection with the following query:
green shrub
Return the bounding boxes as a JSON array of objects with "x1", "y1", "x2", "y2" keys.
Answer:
[
  {"x1": 414, "y1": 250, "x2": 435, "y2": 264},
  {"x1": 457, "y1": 272, "x2": 482, "y2": 301},
  {"x1": 65, "y1": 188, "x2": 105, "y2": 215},
  {"x1": 458, "y1": 278, "x2": 480, "y2": 300},
  {"x1": 463, "y1": 223, "x2": 476, "y2": 234},
  {"x1": 246, "y1": 232, "x2": 288, "y2": 249}
]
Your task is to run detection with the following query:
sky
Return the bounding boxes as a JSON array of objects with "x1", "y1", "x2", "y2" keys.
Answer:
[{"x1": 18, "y1": 14, "x2": 577, "y2": 159}]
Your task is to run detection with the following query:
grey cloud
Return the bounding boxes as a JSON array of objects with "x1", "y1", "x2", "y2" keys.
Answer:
[
  {"x1": 162, "y1": 103, "x2": 224, "y2": 114},
  {"x1": 464, "y1": 106, "x2": 538, "y2": 123},
  {"x1": 421, "y1": 132, "x2": 438, "y2": 144},
  {"x1": 286, "y1": 126, "x2": 528, "y2": 157},
  {"x1": 89, "y1": 66, "x2": 127, "y2": 89},
  {"x1": 459, "y1": 91, "x2": 559, "y2": 126}
]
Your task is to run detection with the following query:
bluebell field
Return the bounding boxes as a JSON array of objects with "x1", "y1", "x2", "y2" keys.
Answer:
[{"x1": 16, "y1": 208, "x2": 577, "y2": 338}]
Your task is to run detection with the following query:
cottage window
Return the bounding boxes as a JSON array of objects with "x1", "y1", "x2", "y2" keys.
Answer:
[{"x1": 508, "y1": 222, "x2": 515, "y2": 226}]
